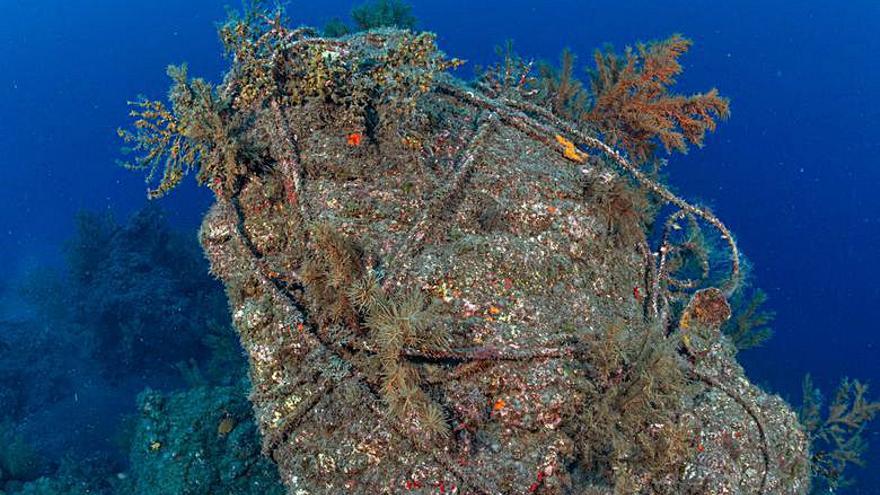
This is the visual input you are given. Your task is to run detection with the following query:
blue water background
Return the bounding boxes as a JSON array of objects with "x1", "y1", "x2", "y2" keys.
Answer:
[{"x1": 1, "y1": 0, "x2": 878, "y2": 490}]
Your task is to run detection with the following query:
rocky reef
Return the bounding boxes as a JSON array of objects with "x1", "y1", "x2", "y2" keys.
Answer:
[
  {"x1": 123, "y1": 384, "x2": 284, "y2": 495},
  {"x1": 120, "y1": 6, "x2": 816, "y2": 494}
]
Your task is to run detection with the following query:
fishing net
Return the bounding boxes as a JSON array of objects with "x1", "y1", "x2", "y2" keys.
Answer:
[{"x1": 184, "y1": 28, "x2": 810, "y2": 494}]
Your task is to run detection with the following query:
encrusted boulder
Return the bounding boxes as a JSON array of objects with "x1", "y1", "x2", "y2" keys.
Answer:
[{"x1": 190, "y1": 28, "x2": 810, "y2": 495}]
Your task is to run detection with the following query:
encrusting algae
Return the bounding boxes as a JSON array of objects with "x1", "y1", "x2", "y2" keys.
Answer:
[{"x1": 118, "y1": 3, "x2": 827, "y2": 494}]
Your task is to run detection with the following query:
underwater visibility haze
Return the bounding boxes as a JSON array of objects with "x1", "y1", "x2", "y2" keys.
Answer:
[{"x1": 1, "y1": 1, "x2": 879, "y2": 494}]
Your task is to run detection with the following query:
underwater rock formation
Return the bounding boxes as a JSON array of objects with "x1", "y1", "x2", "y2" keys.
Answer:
[
  {"x1": 123, "y1": 10, "x2": 812, "y2": 495},
  {"x1": 125, "y1": 384, "x2": 284, "y2": 495}
]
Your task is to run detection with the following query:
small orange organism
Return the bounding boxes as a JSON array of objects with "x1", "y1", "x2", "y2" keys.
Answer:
[
  {"x1": 347, "y1": 132, "x2": 363, "y2": 146},
  {"x1": 554, "y1": 134, "x2": 588, "y2": 163},
  {"x1": 493, "y1": 399, "x2": 506, "y2": 412},
  {"x1": 401, "y1": 135, "x2": 421, "y2": 149}
]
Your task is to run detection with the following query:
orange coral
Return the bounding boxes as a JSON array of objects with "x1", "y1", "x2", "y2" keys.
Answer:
[{"x1": 586, "y1": 34, "x2": 730, "y2": 164}]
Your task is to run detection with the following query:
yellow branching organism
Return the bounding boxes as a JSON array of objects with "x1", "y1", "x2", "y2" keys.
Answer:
[{"x1": 118, "y1": 65, "x2": 245, "y2": 198}]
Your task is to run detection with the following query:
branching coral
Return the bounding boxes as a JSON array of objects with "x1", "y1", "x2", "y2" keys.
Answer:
[
  {"x1": 118, "y1": 65, "x2": 249, "y2": 198},
  {"x1": 566, "y1": 322, "x2": 692, "y2": 491},
  {"x1": 322, "y1": 0, "x2": 416, "y2": 37},
  {"x1": 475, "y1": 40, "x2": 537, "y2": 100},
  {"x1": 659, "y1": 212, "x2": 711, "y2": 288},
  {"x1": 300, "y1": 223, "x2": 368, "y2": 330},
  {"x1": 581, "y1": 170, "x2": 654, "y2": 247},
  {"x1": 351, "y1": 0, "x2": 417, "y2": 31},
  {"x1": 722, "y1": 287, "x2": 775, "y2": 351},
  {"x1": 537, "y1": 48, "x2": 590, "y2": 124},
  {"x1": 800, "y1": 374, "x2": 880, "y2": 491},
  {"x1": 586, "y1": 35, "x2": 730, "y2": 165},
  {"x1": 363, "y1": 288, "x2": 452, "y2": 438},
  {"x1": 315, "y1": 244, "x2": 456, "y2": 439},
  {"x1": 508, "y1": 35, "x2": 729, "y2": 167},
  {"x1": 322, "y1": 18, "x2": 352, "y2": 38},
  {"x1": 121, "y1": 5, "x2": 460, "y2": 198}
]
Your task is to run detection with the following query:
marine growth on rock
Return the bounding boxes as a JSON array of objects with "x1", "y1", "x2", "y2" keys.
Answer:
[{"x1": 121, "y1": 6, "x2": 814, "y2": 495}]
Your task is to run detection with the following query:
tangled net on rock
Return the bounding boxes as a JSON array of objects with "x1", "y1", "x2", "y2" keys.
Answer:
[{"x1": 122, "y1": 10, "x2": 811, "y2": 495}]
